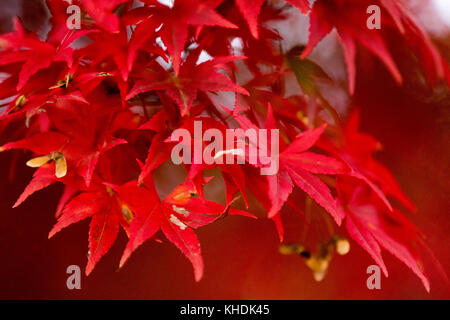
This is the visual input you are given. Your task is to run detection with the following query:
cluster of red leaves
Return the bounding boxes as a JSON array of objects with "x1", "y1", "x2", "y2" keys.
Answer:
[{"x1": 0, "y1": 0, "x2": 448, "y2": 289}]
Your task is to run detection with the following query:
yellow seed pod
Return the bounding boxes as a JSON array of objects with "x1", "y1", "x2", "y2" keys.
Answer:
[
  {"x1": 296, "y1": 111, "x2": 309, "y2": 126},
  {"x1": 172, "y1": 205, "x2": 190, "y2": 217},
  {"x1": 26, "y1": 155, "x2": 52, "y2": 168},
  {"x1": 96, "y1": 72, "x2": 112, "y2": 77},
  {"x1": 121, "y1": 204, "x2": 133, "y2": 222},
  {"x1": 106, "y1": 185, "x2": 115, "y2": 196},
  {"x1": 335, "y1": 238, "x2": 350, "y2": 255},
  {"x1": 49, "y1": 80, "x2": 66, "y2": 90},
  {"x1": 49, "y1": 73, "x2": 73, "y2": 90},
  {"x1": 15, "y1": 95, "x2": 27, "y2": 109},
  {"x1": 279, "y1": 244, "x2": 305, "y2": 255},
  {"x1": 53, "y1": 153, "x2": 67, "y2": 178},
  {"x1": 306, "y1": 257, "x2": 329, "y2": 273},
  {"x1": 26, "y1": 152, "x2": 67, "y2": 178},
  {"x1": 65, "y1": 73, "x2": 73, "y2": 88}
]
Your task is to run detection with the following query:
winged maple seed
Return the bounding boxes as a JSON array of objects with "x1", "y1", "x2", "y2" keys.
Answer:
[
  {"x1": 301, "y1": 0, "x2": 447, "y2": 94},
  {"x1": 26, "y1": 152, "x2": 67, "y2": 178},
  {"x1": 280, "y1": 235, "x2": 351, "y2": 282},
  {"x1": 0, "y1": 0, "x2": 447, "y2": 289}
]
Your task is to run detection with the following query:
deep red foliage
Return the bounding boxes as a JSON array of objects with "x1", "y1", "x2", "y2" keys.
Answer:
[{"x1": 0, "y1": 0, "x2": 448, "y2": 290}]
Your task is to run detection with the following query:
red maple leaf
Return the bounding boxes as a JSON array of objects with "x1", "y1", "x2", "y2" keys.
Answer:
[
  {"x1": 48, "y1": 185, "x2": 130, "y2": 275},
  {"x1": 114, "y1": 176, "x2": 254, "y2": 281},
  {"x1": 337, "y1": 175, "x2": 430, "y2": 291},
  {"x1": 235, "y1": 0, "x2": 310, "y2": 38},
  {"x1": 0, "y1": 125, "x2": 126, "y2": 188},
  {"x1": 0, "y1": 0, "x2": 445, "y2": 290},
  {"x1": 230, "y1": 104, "x2": 347, "y2": 223},
  {"x1": 81, "y1": 0, "x2": 131, "y2": 33},
  {"x1": 301, "y1": 0, "x2": 446, "y2": 93},
  {"x1": 0, "y1": 18, "x2": 90, "y2": 90},
  {"x1": 318, "y1": 109, "x2": 416, "y2": 213},
  {"x1": 127, "y1": 50, "x2": 248, "y2": 116},
  {"x1": 138, "y1": 0, "x2": 238, "y2": 75}
]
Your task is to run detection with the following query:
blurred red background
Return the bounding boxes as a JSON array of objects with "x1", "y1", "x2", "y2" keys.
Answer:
[{"x1": 0, "y1": 0, "x2": 449, "y2": 299}]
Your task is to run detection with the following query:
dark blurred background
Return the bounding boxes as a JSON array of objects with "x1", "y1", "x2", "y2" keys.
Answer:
[{"x1": 0, "y1": 0, "x2": 449, "y2": 299}]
